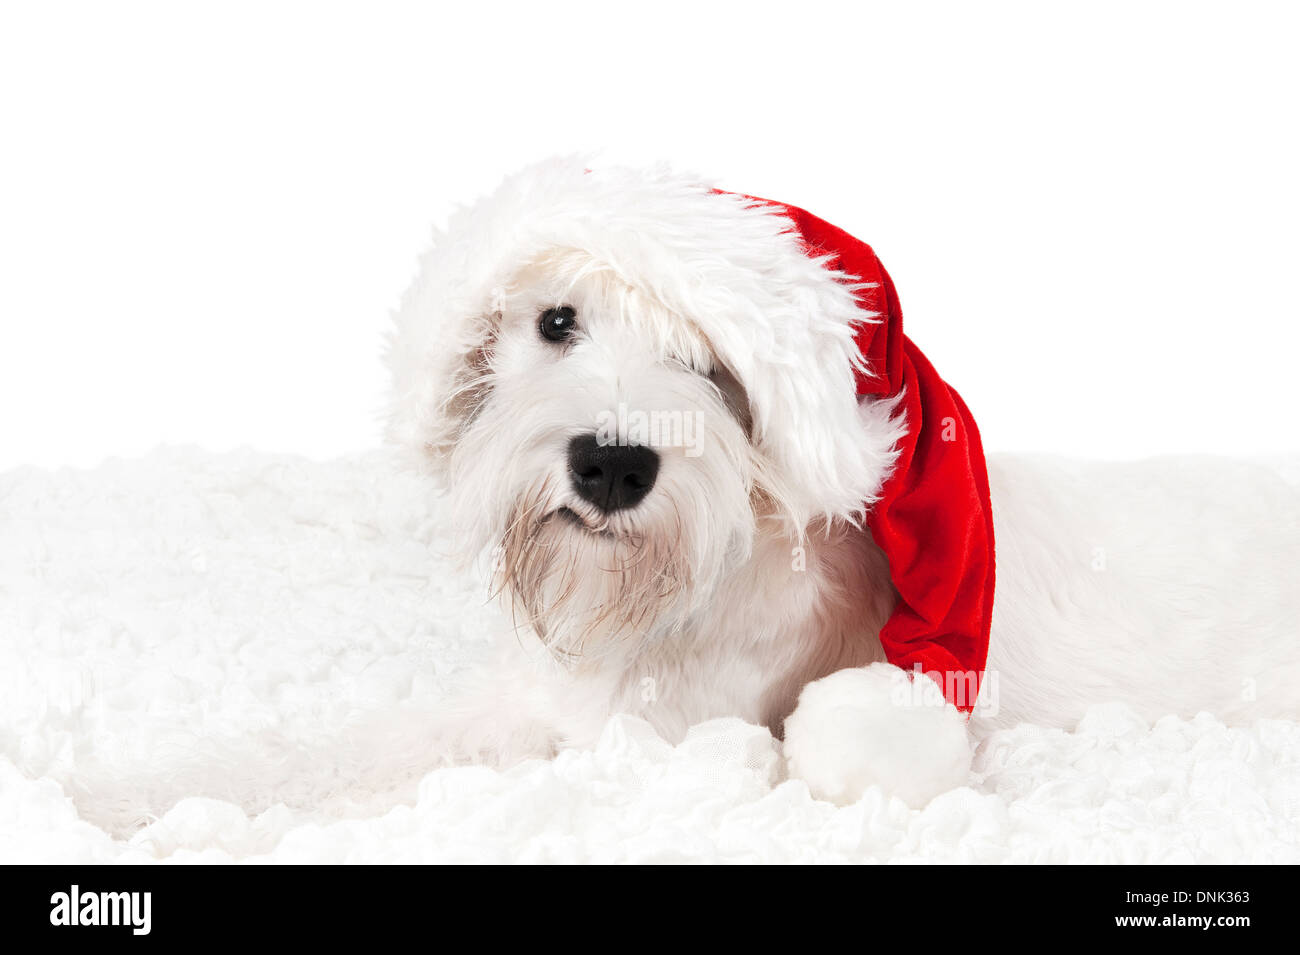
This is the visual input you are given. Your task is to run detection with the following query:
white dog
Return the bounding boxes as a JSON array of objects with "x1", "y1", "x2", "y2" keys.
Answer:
[{"x1": 388, "y1": 159, "x2": 1300, "y2": 807}]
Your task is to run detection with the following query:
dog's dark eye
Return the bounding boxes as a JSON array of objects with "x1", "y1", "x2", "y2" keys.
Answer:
[{"x1": 539, "y1": 306, "x2": 577, "y2": 343}]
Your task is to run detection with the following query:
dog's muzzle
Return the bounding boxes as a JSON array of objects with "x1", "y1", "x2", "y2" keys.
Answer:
[{"x1": 567, "y1": 434, "x2": 659, "y2": 513}]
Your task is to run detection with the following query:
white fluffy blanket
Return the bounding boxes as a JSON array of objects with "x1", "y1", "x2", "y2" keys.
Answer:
[{"x1": 2, "y1": 448, "x2": 1297, "y2": 863}]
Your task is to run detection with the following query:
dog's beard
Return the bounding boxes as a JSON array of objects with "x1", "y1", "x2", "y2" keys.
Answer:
[{"x1": 493, "y1": 479, "x2": 700, "y2": 659}]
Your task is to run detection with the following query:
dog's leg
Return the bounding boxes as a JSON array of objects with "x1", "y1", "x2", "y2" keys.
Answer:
[
  {"x1": 782, "y1": 662, "x2": 972, "y2": 807},
  {"x1": 429, "y1": 643, "x2": 610, "y2": 770}
]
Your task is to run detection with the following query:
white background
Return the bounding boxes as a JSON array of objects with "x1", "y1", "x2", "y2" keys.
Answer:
[{"x1": 1, "y1": 0, "x2": 1296, "y2": 470}]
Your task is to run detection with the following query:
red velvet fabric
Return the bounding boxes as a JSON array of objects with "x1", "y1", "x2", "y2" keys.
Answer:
[{"x1": 738, "y1": 196, "x2": 997, "y2": 712}]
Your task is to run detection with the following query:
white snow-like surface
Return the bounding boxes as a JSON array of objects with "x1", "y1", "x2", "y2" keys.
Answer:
[{"x1": 1, "y1": 448, "x2": 1297, "y2": 864}]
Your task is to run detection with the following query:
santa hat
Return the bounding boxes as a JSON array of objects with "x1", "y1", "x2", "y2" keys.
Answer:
[
  {"x1": 388, "y1": 160, "x2": 996, "y2": 712},
  {"x1": 747, "y1": 195, "x2": 997, "y2": 713}
]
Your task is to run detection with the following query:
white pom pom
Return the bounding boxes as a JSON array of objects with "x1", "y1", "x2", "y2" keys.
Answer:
[{"x1": 783, "y1": 663, "x2": 972, "y2": 808}]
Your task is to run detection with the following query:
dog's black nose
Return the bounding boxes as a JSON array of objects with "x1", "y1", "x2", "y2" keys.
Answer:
[{"x1": 567, "y1": 434, "x2": 659, "y2": 513}]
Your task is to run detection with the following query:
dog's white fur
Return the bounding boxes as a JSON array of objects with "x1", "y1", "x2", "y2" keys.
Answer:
[{"x1": 388, "y1": 159, "x2": 1300, "y2": 806}]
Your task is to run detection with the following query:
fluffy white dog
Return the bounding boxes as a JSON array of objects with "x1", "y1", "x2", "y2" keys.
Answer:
[{"x1": 388, "y1": 159, "x2": 1300, "y2": 807}]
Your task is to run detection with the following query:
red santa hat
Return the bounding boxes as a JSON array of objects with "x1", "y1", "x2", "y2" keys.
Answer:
[
  {"x1": 748, "y1": 196, "x2": 997, "y2": 713},
  {"x1": 389, "y1": 160, "x2": 996, "y2": 712}
]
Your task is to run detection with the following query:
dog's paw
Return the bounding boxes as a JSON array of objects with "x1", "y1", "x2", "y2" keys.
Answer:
[{"x1": 782, "y1": 662, "x2": 972, "y2": 808}]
